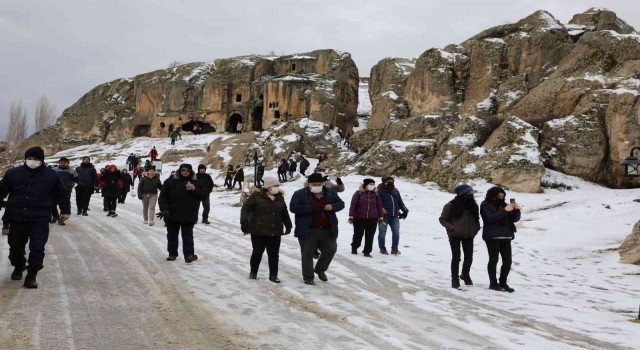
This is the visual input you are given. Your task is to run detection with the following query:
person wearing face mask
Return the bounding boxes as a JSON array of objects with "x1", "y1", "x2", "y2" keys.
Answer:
[
  {"x1": 196, "y1": 164, "x2": 214, "y2": 224},
  {"x1": 240, "y1": 176, "x2": 292, "y2": 283},
  {"x1": 348, "y1": 178, "x2": 384, "y2": 257},
  {"x1": 439, "y1": 184, "x2": 481, "y2": 289},
  {"x1": 74, "y1": 156, "x2": 98, "y2": 216},
  {"x1": 377, "y1": 176, "x2": 408, "y2": 255},
  {"x1": 304, "y1": 169, "x2": 345, "y2": 259},
  {"x1": 101, "y1": 165, "x2": 123, "y2": 217},
  {"x1": 51, "y1": 157, "x2": 78, "y2": 225},
  {"x1": 137, "y1": 166, "x2": 162, "y2": 226},
  {"x1": 480, "y1": 186, "x2": 521, "y2": 293},
  {"x1": 0, "y1": 147, "x2": 71, "y2": 288},
  {"x1": 158, "y1": 164, "x2": 207, "y2": 263},
  {"x1": 290, "y1": 173, "x2": 345, "y2": 285}
]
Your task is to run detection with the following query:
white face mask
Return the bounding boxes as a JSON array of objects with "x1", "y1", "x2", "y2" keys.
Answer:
[
  {"x1": 366, "y1": 184, "x2": 375, "y2": 191},
  {"x1": 25, "y1": 160, "x2": 42, "y2": 169},
  {"x1": 310, "y1": 185, "x2": 323, "y2": 194},
  {"x1": 270, "y1": 187, "x2": 280, "y2": 194}
]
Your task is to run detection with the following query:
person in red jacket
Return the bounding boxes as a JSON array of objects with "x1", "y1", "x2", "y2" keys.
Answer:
[{"x1": 149, "y1": 146, "x2": 159, "y2": 161}]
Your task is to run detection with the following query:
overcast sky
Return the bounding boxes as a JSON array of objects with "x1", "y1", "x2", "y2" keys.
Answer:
[{"x1": 1, "y1": 0, "x2": 638, "y2": 139}]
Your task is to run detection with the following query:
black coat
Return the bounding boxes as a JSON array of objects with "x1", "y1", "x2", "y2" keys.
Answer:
[
  {"x1": 101, "y1": 171, "x2": 122, "y2": 198},
  {"x1": 196, "y1": 172, "x2": 214, "y2": 193},
  {"x1": 158, "y1": 172, "x2": 207, "y2": 224},
  {"x1": 299, "y1": 158, "x2": 310, "y2": 171},
  {"x1": 75, "y1": 163, "x2": 98, "y2": 187},
  {"x1": 120, "y1": 174, "x2": 133, "y2": 193},
  {"x1": 240, "y1": 189, "x2": 292, "y2": 236},
  {"x1": 0, "y1": 164, "x2": 71, "y2": 221},
  {"x1": 234, "y1": 168, "x2": 244, "y2": 181},
  {"x1": 480, "y1": 200, "x2": 521, "y2": 240},
  {"x1": 288, "y1": 160, "x2": 297, "y2": 172}
]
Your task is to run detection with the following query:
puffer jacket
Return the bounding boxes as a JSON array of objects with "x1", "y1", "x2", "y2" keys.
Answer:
[
  {"x1": 480, "y1": 200, "x2": 521, "y2": 240},
  {"x1": 240, "y1": 188, "x2": 292, "y2": 236},
  {"x1": 439, "y1": 201, "x2": 481, "y2": 238},
  {"x1": 137, "y1": 174, "x2": 162, "y2": 198},
  {"x1": 349, "y1": 185, "x2": 384, "y2": 219},
  {"x1": 158, "y1": 169, "x2": 207, "y2": 224}
]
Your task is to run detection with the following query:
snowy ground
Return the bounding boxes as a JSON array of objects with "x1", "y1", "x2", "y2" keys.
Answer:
[{"x1": 1, "y1": 135, "x2": 639, "y2": 349}]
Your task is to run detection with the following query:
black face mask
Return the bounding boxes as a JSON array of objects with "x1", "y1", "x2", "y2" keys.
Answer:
[{"x1": 384, "y1": 182, "x2": 395, "y2": 189}]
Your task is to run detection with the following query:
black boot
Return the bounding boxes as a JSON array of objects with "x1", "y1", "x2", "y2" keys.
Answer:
[
  {"x1": 11, "y1": 265, "x2": 25, "y2": 281},
  {"x1": 499, "y1": 280, "x2": 514, "y2": 293},
  {"x1": 82, "y1": 210, "x2": 88, "y2": 216},
  {"x1": 249, "y1": 271, "x2": 257, "y2": 280},
  {"x1": 489, "y1": 281, "x2": 504, "y2": 291},
  {"x1": 460, "y1": 274, "x2": 473, "y2": 286},
  {"x1": 269, "y1": 275, "x2": 281, "y2": 283},
  {"x1": 23, "y1": 268, "x2": 38, "y2": 289},
  {"x1": 452, "y1": 278, "x2": 460, "y2": 289}
]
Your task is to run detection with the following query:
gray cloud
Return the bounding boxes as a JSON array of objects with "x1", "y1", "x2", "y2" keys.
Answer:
[{"x1": 1, "y1": 0, "x2": 638, "y2": 139}]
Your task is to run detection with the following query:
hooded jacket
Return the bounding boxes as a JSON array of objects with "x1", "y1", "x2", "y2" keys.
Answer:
[
  {"x1": 240, "y1": 188, "x2": 292, "y2": 236},
  {"x1": 377, "y1": 184, "x2": 408, "y2": 217},
  {"x1": 0, "y1": 164, "x2": 70, "y2": 221},
  {"x1": 349, "y1": 185, "x2": 384, "y2": 219},
  {"x1": 158, "y1": 165, "x2": 207, "y2": 224}
]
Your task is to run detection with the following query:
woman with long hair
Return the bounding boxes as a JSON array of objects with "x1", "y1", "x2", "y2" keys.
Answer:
[
  {"x1": 480, "y1": 186, "x2": 521, "y2": 293},
  {"x1": 439, "y1": 184, "x2": 480, "y2": 289}
]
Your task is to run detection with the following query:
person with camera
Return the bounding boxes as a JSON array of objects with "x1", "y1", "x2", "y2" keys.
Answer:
[
  {"x1": 439, "y1": 184, "x2": 481, "y2": 289},
  {"x1": 377, "y1": 176, "x2": 408, "y2": 255},
  {"x1": 240, "y1": 176, "x2": 292, "y2": 283},
  {"x1": 158, "y1": 164, "x2": 207, "y2": 263},
  {"x1": 480, "y1": 186, "x2": 521, "y2": 293}
]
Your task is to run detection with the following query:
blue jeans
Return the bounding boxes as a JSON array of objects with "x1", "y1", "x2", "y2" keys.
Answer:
[
  {"x1": 288, "y1": 170, "x2": 294, "y2": 179},
  {"x1": 378, "y1": 217, "x2": 400, "y2": 249}
]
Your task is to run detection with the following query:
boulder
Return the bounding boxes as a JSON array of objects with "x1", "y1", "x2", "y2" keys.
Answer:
[
  {"x1": 619, "y1": 219, "x2": 640, "y2": 265},
  {"x1": 352, "y1": 139, "x2": 437, "y2": 178},
  {"x1": 569, "y1": 8, "x2": 638, "y2": 35}
]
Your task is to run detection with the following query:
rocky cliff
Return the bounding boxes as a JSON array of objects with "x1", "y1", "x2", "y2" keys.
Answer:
[{"x1": 359, "y1": 8, "x2": 640, "y2": 191}]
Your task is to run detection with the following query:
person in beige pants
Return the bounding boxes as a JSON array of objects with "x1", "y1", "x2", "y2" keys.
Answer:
[{"x1": 137, "y1": 167, "x2": 163, "y2": 225}]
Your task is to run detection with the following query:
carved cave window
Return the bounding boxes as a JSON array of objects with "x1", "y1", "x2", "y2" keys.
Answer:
[
  {"x1": 291, "y1": 63, "x2": 296, "y2": 71},
  {"x1": 236, "y1": 93, "x2": 242, "y2": 102}
]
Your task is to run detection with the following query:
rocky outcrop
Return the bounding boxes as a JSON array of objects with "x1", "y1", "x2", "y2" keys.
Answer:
[
  {"x1": 367, "y1": 58, "x2": 416, "y2": 128},
  {"x1": 361, "y1": 8, "x2": 640, "y2": 191},
  {"x1": 6, "y1": 50, "x2": 358, "y2": 166},
  {"x1": 620, "y1": 220, "x2": 640, "y2": 264}
]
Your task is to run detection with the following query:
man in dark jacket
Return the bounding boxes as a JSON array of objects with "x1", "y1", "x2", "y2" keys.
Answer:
[
  {"x1": 101, "y1": 165, "x2": 122, "y2": 217},
  {"x1": 289, "y1": 173, "x2": 345, "y2": 285},
  {"x1": 75, "y1": 156, "x2": 98, "y2": 216},
  {"x1": 256, "y1": 162, "x2": 265, "y2": 187},
  {"x1": 51, "y1": 157, "x2": 77, "y2": 225},
  {"x1": 233, "y1": 165, "x2": 244, "y2": 190},
  {"x1": 377, "y1": 176, "x2": 409, "y2": 255},
  {"x1": 0, "y1": 147, "x2": 71, "y2": 288},
  {"x1": 299, "y1": 156, "x2": 310, "y2": 176},
  {"x1": 158, "y1": 164, "x2": 207, "y2": 263},
  {"x1": 196, "y1": 164, "x2": 214, "y2": 224},
  {"x1": 288, "y1": 159, "x2": 297, "y2": 179}
]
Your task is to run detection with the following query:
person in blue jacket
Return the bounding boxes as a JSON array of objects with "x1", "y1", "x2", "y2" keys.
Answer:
[
  {"x1": 289, "y1": 173, "x2": 344, "y2": 285},
  {"x1": 0, "y1": 147, "x2": 71, "y2": 289},
  {"x1": 480, "y1": 186, "x2": 521, "y2": 293},
  {"x1": 377, "y1": 176, "x2": 408, "y2": 255}
]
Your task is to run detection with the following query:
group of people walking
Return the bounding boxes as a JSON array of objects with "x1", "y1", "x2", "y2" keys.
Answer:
[{"x1": 1, "y1": 146, "x2": 520, "y2": 294}]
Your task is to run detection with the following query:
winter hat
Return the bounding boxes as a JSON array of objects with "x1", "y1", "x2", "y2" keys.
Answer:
[
  {"x1": 454, "y1": 184, "x2": 473, "y2": 196},
  {"x1": 198, "y1": 164, "x2": 206, "y2": 170},
  {"x1": 263, "y1": 176, "x2": 279, "y2": 189},
  {"x1": 59, "y1": 157, "x2": 69, "y2": 163},
  {"x1": 308, "y1": 172, "x2": 324, "y2": 183},
  {"x1": 363, "y1": 178, "x2": 375, "y2": 186},
  {"x1": 24, "y1": 147, "x2": 45, "y2": 162},
  {"x1": 178, "y1": 163, "x2": 193, "y2": 174},
  {"x1": 381, "y1": 176, "x2": 394, "y2": 183}
]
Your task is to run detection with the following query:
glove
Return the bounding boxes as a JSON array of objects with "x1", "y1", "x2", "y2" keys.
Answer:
[
  {"x1": 336, "y1": 177, "x2": 343, "y2": 185},
  {"x1": 400, "y1": 210, "x2": 408, "y2": 219},
  {"x1": 284, "y1": 227, "x2": 291, "y2": 235},
  {"x1": 347, "y1": 217, "x2": 353, "y2": 224},
  {"x1": 156, "y1": 210, "x2": 170, "y2": 220},
  {"x1": 378, "y1": 217, "x2": 385, "y2": 224}
]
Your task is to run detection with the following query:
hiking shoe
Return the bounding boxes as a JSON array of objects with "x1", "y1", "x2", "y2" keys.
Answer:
[
  {"x1": 202, "y1": 219, "x2": 210, "y2": 225},
  {"x1": 269, "y1": 275, "x2": 280, "y2": 283},
  {"x1": 82, "y1": 210, "x2": 88, "y2": 216},
  {"x1": 77, "y1": 210, "x2": 82, "y2": 215},
  {"x1": 314, "y1": 270, "x2": 328, "y2": 282},
  {"x1": 304, "y1": 279, "x2": 315, "y2": 286},
  {"x1": 111, "y1": 212, "x2": 118, "y2": 218},
  {"x1": 489, "y1": 283, "x2": 505, "y2": 292},
  {"x1": 363, "y1": 253, "x2": 373, "y2": 258},
  {"x1": 351, "y1": 247, "x2": 357, "y2": 255},
  {"x1": 166, "y1": 255, "x2": 178, "y2": 261},
  {"x1": 57, "y1": 219, "x2": 66, "y2": 226},
  {"x1": 249, "y1": 272, "x2": 257, "y2": 280},
  {"x1": 23, "y1": 272, "x2": 38, "y2": 289},
  {"x1": 380, "y1": 248, "x2": 389, "y2": 255},
  {"x1": 313, "y1": 252, "x2": 321, "y2": 259},
  {"x1": 452, "y1": 278, "x2": 461, "y2": 289},
  {"x1": 185, "y1": 255, "x2": 198, "y2": 263},
  {"x1": 499, "y1": 282, "x2": 515, "y2": 293},
  {"x1": 460, "y1": 274, "x2": 473, "y2": 286},
  {"x1": 11, "y1": 266, "x2": 25, "y2": 281},
  {"x1": 391, "y1": 248, "x2": 401, "y2": 255}
]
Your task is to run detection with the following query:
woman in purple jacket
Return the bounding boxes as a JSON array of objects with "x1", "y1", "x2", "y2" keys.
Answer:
[{"x1": 348, "y1": 178, "x2": 385, "y2": 257}]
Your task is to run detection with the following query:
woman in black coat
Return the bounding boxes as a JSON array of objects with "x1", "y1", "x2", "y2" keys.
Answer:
[
  {"x1": 101, "y1": 165, "x2": 123, "y2": 217},
  {"x1": 480, "y1": 186, "x2": 521, "y2": 293},
  {"x1": 118, "y1": 169, "x2": 134, "y2": 204},
  {"x1": 439, "y1": 184, "x2": 480, "y2": 289},
  {"x1": 240, "y1": 176, "x2": 292, "y2": 283}
]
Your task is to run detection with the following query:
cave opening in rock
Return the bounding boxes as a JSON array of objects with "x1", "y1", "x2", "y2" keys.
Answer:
[
  {"x1": 132, "y1": 124, "x2": 151, "y2": 137},
  {"x1": 227, "y1": 113, "x2": 243, "y2": 133},
  {"x1": 252, "y1": 107, "x2": 263, "y2": 132}
]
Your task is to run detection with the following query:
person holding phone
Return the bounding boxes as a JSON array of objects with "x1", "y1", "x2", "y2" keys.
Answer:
[{"x1": 480, "y1": 186, "x2": 521, "y2": 293}]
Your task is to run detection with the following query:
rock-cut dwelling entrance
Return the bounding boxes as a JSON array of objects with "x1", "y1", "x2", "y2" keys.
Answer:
[{"x1": 227, "y1": 113, "x2": 243, "y2": 133}]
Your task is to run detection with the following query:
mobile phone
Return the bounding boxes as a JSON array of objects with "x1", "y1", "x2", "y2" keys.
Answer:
[{"x1": 510, "y1": 198, "x2": 516, "y2": 203}]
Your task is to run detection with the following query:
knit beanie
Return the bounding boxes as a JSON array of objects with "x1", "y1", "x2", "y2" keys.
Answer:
[
  {"x1": 363, "y1": 178, "x2": 375, "y2": 186},
  {"x1": 24, "y1": 147, "x2": 45, "y2": 162},
  {"x1": 198, "y1": 164, "x2": 206, "y2": 170},
  {"x1": 454, "y1": 184, "x2": 473, "y2": 196},
  {"x1": 263, "y1": 176, "x2": 279, "y2": 189}
]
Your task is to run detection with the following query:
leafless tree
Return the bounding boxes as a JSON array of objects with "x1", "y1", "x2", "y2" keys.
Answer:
[
  {"x1": 6, "y1": 100, "x2": 28, "y2": 146},
  {"x1": 34, "y1": 95, "x2": 56, "y2": 132},
  {"x1": 168, "y1": 60, "x2": 183, "y2": 69}
]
